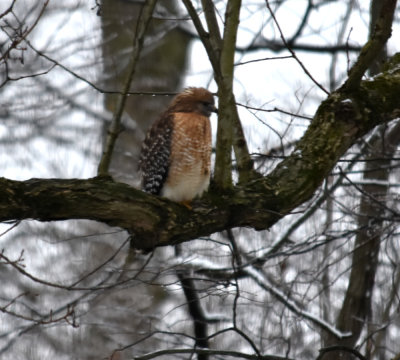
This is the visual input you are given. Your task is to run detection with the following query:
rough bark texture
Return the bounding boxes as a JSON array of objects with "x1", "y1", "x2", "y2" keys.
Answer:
[{"x1": 0, "y1": 54, "x2": 399, "y2": 251}]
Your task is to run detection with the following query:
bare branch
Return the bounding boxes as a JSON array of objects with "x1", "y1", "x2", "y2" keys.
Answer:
[
  {"x1": 183, "y1": 0, "x2": 254, "y2": 187},
  {"x1": 0, "y1": 0, "x2": 49, "y2": 63},
  {"x1": 317, "y1": 346, "x2": 367, "y2": 360},
  {"x1": 244, "y1": 265, "x2": 352, "y2": 340},
  {"x1": 132, "y1": 347, "x2": 293, "y2": 360},
  {"x1": 0, "y1": 292, "x2": 76, "y2": 326},
  {"x1": 264, "y1": 0, "x2": 330, "y2": 95},
  {"x1": 0, "y1": 237, "x2": 130, "y2": 291},
  {"x1": 238, "y1": 41, "x2": 362, "y2": 54},
  {"x1": 181, "y1": 0, "x2": 221, "y2": 76}
]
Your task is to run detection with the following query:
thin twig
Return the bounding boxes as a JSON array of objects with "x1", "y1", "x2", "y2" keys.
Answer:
[
  {"x1": 265, "y1": 0, "x2": 330, "y2": 95},
  {"x1": 0, "y1": 221, "x2": 20, "y2": 238},
  {"x1": 0, "y1": 238, "x2": 133, "y2": 291},
  {"x1": 68, "y1": 237, "x2": 130, "y2": 288},
  {"x1": 0, "y1": 0, "x2": 17, "y2": 20},
  {"x1": 0, "y1": 0, "x2": 49, "y2": 63}
]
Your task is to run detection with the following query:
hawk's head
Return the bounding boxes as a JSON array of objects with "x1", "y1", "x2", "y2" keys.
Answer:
[{"x1": 169, "y1": 87, "x2": 218, "y2": 117}]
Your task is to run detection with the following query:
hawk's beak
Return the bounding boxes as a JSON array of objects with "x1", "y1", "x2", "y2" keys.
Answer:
[{"x1": 211, "y1": 104, "x2": 218, "y2": 114}]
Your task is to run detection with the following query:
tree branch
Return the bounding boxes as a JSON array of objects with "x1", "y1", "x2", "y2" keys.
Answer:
[
  {"x1": 238, "y1": 41, "x2": 362, "y2": 54},
  {"x1": 183, "y1": 0, "x2": 254, "y2": 187},
  {"x1": 317, "y1": 346, "x2": 367, "y2": 360},
  {"x1": 175, "y1": 244, "x2": 209, "y2": 359},
  {"x1": 0, "y1": 0, "x2": 49, "y2": 64},
  {"x1": 132, "y1": 347, "x2": 293, "y2": 360},
  {"x1": 181, "y1": 0, "x2": 221, "y2": 77},
  {"x1": 0, "y1": 54, "x2": 399, "y2": 251},
  {"x1": 223, "y1": 0, "x2": 254, "y2": 183},
  {"x1": 200, "y1": 0, "x2": 222, "y2": 46},
  {"x1": 265, "y1": 0, "x2": 330, "y2": 95},
  {"x1": 244, "y1": 266, "x2": 352, "y2": 340},
  {"x1": 176, "y1": 273, "x2": 209, "y2": 357}
]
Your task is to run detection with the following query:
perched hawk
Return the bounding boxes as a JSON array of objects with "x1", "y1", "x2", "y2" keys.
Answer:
[{"x1": 139, "y1": 87, "x2": 217, "y2": 203}]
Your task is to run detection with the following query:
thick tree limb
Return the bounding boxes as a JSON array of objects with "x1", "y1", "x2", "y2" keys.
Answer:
[{"x1": 0, "y1": 55, "x2": 399, "y2": 251}]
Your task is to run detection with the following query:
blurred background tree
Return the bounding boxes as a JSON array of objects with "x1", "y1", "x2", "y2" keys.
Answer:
[{"x1": 0, "y1": 1, "x2": 399, "y2": 360}]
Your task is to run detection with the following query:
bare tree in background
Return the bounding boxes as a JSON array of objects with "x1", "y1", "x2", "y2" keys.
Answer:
[{"x1": 0, "y1": 1, "x2": 400, "y2": 360}]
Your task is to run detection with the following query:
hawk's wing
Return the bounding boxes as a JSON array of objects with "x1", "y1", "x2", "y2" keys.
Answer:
[{"x1": 139, "y1": 112, "x2": 173, "y2": 195}]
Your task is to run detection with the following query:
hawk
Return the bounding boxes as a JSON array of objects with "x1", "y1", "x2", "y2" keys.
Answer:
[{"x1": 139, "y1": 87, "x2": 217, "y2": 203}]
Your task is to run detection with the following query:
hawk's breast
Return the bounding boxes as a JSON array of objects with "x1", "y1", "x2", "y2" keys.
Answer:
[{"x1": 161, "y1": 112, "x2": 212, "y2": 202}]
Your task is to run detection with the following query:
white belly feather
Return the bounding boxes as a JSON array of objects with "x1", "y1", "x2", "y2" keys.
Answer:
[{"x1": 161, "y1": 165, "x2": 210, "y2": 202}]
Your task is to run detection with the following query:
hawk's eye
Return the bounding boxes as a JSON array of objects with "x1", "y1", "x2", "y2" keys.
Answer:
[{"x1": 201, "y1": 101, "x2": 217, "y2": 114}]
